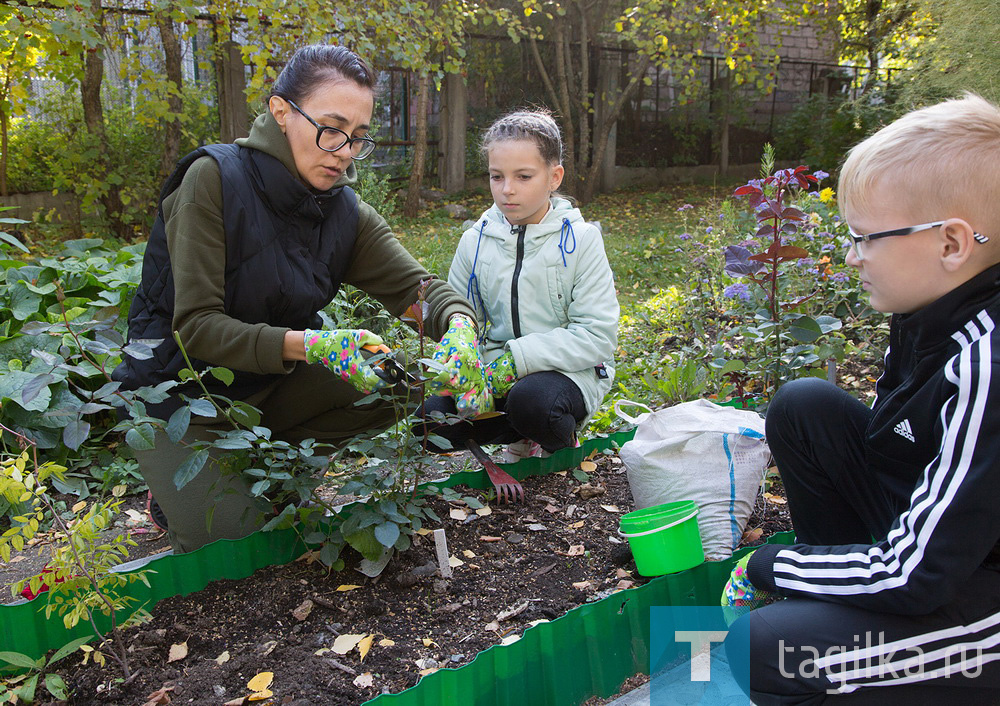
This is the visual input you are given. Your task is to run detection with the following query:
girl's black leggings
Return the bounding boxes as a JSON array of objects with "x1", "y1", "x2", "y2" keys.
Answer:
[{"x1": 417, "y1": 370, "x2": 587, "y2": 453}]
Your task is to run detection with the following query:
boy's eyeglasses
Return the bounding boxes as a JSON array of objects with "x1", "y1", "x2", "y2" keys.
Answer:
[
  {"x1": 286, "y1": 99, "x2": 377, "y2": 159},
  {"x1": 846, "y1": 221, "x2": 990, "y2": 261}
]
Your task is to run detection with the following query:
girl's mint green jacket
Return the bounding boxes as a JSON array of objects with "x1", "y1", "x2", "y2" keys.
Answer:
[{"x1": 447, "y1": 197, "x2": 620, "y2": 421}]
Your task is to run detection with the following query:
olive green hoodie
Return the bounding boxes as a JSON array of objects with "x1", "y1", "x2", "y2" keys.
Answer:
[{"x1": 162, "y1": 111, "x2": 474, "y2": 378}]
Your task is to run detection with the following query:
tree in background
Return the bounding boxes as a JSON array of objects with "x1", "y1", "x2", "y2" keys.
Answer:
[
  {"x1": 903, "y1": 0, "x2": 998, "y2": 104},
  {"x1": 833, "y1": 0, "x2": 934, "y2": 94},
  {"x1": 516, "y1": 0, "x2": 802, "y2": 203}
]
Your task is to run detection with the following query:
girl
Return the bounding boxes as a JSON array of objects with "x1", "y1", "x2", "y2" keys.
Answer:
[
  {"x1": 424, "y1": 109, "x2": 619, "y2": 461},
  {"x1": 114, "y1": 45, "x2": 484, "y2": 552}
]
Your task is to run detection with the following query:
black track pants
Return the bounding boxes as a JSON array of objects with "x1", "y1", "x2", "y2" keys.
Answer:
[{"x1": 727, "y1": 378, "x2": 1000, "y2": 704}]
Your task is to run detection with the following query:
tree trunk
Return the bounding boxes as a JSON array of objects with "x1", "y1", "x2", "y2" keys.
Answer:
[
  {"x1": 580, "y1": 53, "x2": 652, "y2": 203},
  {"x1": 157, "y1": 6, "x2": 184, "y2": 182},
  {"x1": 82, "y1": 0, "x2": 128, "y2": 239},
  {"x1": 552, "y1": 21, "x2": 577, "y2": 195},
  {"x1": 403, "y1": 71, "x2": 431, "y2": 218},
  {"x1": 1, "y1": 104, "x2": 8, "y2": 198}
]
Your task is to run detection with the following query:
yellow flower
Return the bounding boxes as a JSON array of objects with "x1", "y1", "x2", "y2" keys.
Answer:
[{"x1": 819, "y1": 187, "x2": 835, "y2": 204}]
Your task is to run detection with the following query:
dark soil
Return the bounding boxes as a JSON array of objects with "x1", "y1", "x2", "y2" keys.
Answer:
[{"x1": 51, "y1": 451, "x2": 793, "y2": 705}]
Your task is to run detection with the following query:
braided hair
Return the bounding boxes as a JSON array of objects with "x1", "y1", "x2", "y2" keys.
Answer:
[{"x1": 480, "y1": 109, "x2": 563, "y2": 166}]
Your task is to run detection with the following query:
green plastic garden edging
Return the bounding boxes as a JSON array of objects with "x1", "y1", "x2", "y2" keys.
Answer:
[
  {"x1": 1, "y1": 431, "x2": 635, "y2": 658},
  {"x1": 1, "y1": 429, "x2": 794, "y2": 706}
]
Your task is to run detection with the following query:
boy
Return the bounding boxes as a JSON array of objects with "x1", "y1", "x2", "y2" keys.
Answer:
[{"x1": 723, "y1": 94, "x2": 1000, "y2": 703}]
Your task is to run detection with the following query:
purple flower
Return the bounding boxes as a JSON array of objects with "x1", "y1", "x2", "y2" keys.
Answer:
[
  {"x1": 831, "y1": 272, "x2": 849, "y2": 282},
  {"x1": 705, "y1": 226, "x2": 713, "y2": 234},
  {"x1": 718, "y1": 213, "x2": 725, "y2": 220},
  {"x1": 693, "y1": 256, "x2": 707, "y2": 265},
  {"x1": 679, "y1": 232, "x2": 693, "y2": 241},
  {"x1": 676, "y1": 204, "x2": 694, "y2": 212},
  {"x1": 813, "y1": 170, "x2": 829, "y2": 182},
  {"x1": 797, "y1": 258, "x2": 815, "y2": 268},
  {"x1": 821, "y1": 243, "x2": 835, "y2": 252},
  {"x1": 833, "y1": 215, "x2": 840, "y2": 222},
  {"x1": 809, "y1": 191, "x2": 820, "y2": 199},
  {"x1": 724, "y1": 283, "x2": 753, "y2": 301}
]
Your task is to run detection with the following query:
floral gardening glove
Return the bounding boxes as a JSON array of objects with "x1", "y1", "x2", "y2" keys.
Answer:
[
  {"x1": 721, "y1": 550, "x2": 774, "y2": 626},
  {"x1": 428, "y1": 314, "x2": 493, "y2": 415},
  {"x1": 486, "y1": 351, "x2": 518, "y2": 398},
  {"x1": 304, "y1": 329, "x2": 389, "y2": 394}
]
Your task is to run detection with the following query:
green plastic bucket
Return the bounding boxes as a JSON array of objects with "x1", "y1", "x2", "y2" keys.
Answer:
[{"x1": 618, "y1": 500, "x2": 704, "y2": 576}]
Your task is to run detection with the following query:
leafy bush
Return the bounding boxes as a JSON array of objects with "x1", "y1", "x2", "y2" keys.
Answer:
[
  {"x1": 772, "y1": 92, "x2": 907, "y2": 176},
  {"x1": 6, "y1": 85, "x2": 219, "y2": 232}
]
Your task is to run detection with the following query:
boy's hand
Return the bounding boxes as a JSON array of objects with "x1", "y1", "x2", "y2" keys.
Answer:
[
  {"x1": 304, "y1": 329, "x2": 389, "y2": 394},
  {"x1": 428, "y1": 315, "x2": 492, "y2": 415},
  {"x1": 721, "y1": 550, "x2": 774, "y2": 624},
  {"x1": 486, "y1": 351, "x2": 518, "y2": 398}
]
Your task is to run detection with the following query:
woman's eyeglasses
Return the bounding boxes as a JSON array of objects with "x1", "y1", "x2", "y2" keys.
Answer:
[{"x1": 286, "y1": 99, "x2": 377, "y2": 159}]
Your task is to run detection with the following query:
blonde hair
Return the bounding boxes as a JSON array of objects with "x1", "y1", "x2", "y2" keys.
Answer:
[
  {"x1": 839, "y1": 94, "x2": 1000, "y2": 240},
  {"x1": 481, "y1": 109, "x2": 563, "y2": 165}
]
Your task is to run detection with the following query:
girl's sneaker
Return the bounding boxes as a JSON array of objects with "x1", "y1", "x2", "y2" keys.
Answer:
[
  {"x1": 146, "y1": 491, "x2": 169, "y2": 532},
  {"x1": 501, "y1": 439, "x2": 546, "y2": 464}
]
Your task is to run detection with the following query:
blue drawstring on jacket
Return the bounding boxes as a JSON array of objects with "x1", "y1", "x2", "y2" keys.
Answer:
[
  {"x1": 558, "y1": 218, "x2": 576, "y2": 267},
  {"x1": 466, "y1": 219, "x2": 488, "y2": 319}
]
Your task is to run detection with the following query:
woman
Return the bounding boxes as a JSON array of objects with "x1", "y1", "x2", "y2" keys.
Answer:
[{"x1": 113, "y1": 45, "x2": 485, "y2": 553}]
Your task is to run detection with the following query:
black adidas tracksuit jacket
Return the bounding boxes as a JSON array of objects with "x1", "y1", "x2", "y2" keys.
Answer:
[{"x1": 748, "y1": 262, "x2": 1000, "y2": 614}]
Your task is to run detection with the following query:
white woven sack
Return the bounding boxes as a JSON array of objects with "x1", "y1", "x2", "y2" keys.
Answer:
[{"x1": 615, "y1": 399, "x2": 770, "y2": 560}]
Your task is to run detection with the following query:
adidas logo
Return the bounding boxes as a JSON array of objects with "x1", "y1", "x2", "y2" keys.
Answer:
[{"x1": 894, "y1": 419, "x2": 915, "y2": 442}]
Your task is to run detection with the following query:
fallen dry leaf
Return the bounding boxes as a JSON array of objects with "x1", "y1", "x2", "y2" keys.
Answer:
[
  {"x1": 600, "y1": 504, "x2": 620, "y2": 513},
  {"x1": 580, "y1": 460, "x2": 598, "y2": 473},
  {"x1": 485, "y1": 620, "x2": 500, "y2": 632},
  {"x1": 353, "y1": 672, "x2": 375, "y2": 688},
  {"x1": 416, "y1": 528, "x2": 433, "y2": 536},
  {"x1": 499, "y1": 634, "x2": 521, "y2": 646},
  {"x1": 742, "y1": 527, "x2": 764, "y2": 543},
  {"x1": 358, "y1": 634, "x2": 374, "y2": 662},
  {"x1": 292, "y1": 598, "x2": 314, "y2": 621},
  {"x1": 421, "y1": 637, "x2": 438, "y2": 647},
  {"x1": 568, "y1": 520, "x2": 584, "y2": 529},
  {"x1": 526, "y1": 523, "x2": 546, "y2": 531},
  {"x1": 567, "y1": 544, "x2": 585, "y2": 556},
  {"x1": 615, "y1": 568, "x2": 632, "y2": 579},
  {"x1": 247, "y1": 672, "x2": 274, "y2": 692},
  {"x1": 496, "y1": 601, "x2": 529, "y2": 622},
  {"x1": 572, "y1": 581, "x2": 592, "y2": 590},
  {"x1": 462, "y1": 549, "x2": 476, "y2": 559},
  {"x1": 479, "y1": 535, "x2": 503, "y2": 542},
  {"x1": 223, "y1": 698, "x2": 246, "y2": 706},
  {"x1": 544, "y1": 504, "x2": 560, "y2": 514},
  {"x1": 616, "y1": 580, "x2": 636, "y2": 590},
  {"x1": 71, "y1": 500, "x2": 87, "y2": 514},
  {"x1": 215, "y1": 650, "x2": 231, "y2": 665},
  {"x1": 167, "y1": 642, "x2": 187, "y2": 663},
  {"x1": 449, "y1": 508, "x2": 468, "y2": 521},
  {"x1": 332, "y1": 634, "x2": 366, "y2": 655},
  {"x1": 336, "y1": 584, "x2": 362, "y2": 592},
  {"x1": 247, "y1": 690, "x2": 273, "y2": 702},
  {"x1": 125, "y1": 508, "x2": 146, "y2": 523},
  {"x1": 142, "y1": 685, "x2": 174, "y2": 706},
  {"x1": 448, "y1": 555, "x2": 465, "y2": 567},
  {"x1": 378, "y1": 638, "x2": 395, "y2": 647},
  {"x1": 414, "y1": 658, "x2": 437, "y2": 670},
  {"x1": 475, "y1": 506, "x2": 492, "y2": 517},
  {"x1": 763, "y1": 493, "x2": 787, "y2": 505}
]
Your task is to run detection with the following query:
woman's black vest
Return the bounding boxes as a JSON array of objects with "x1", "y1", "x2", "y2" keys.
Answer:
[{"x1": 113, "y1": 144, "x2": 359, "y2": 414}]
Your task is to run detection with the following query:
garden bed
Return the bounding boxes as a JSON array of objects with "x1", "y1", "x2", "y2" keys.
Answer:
[{"x1": 42, "y1": 445, "x2": 792, "y2": 705}]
